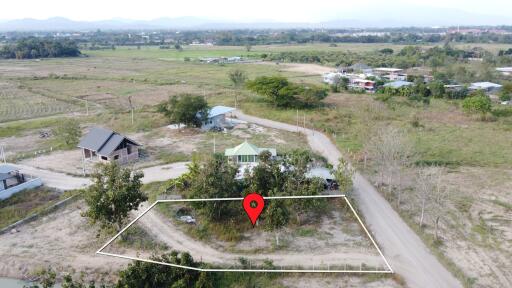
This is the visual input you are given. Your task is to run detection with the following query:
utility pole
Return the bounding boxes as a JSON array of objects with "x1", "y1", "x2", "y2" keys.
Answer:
[
  {"x1": 296, "y1": 109, "x2": 299, "y2": 132},
  {"x1": 85, "y1": 99, "x2": 89, "y2": 116},
  {"x1": 0, "y1": 145, "x2": 6, "y2": 164},
  {"x1": 213, "y1": 135, "x2": 216, "y2": 153},
  {"x1": 234, "y1": 90, "x2": 238, "y2": 110},
  {"x1": 128, "y1": 96, "x2": 134, "y2": 126},
  {"x1": 81, "y1": 149, "x2": 86, "y2": 176}
]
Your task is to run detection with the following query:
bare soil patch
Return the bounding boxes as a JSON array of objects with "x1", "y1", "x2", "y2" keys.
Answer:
[{"x1": 0, "y1": 201, "x2": 127, "y2": 282}]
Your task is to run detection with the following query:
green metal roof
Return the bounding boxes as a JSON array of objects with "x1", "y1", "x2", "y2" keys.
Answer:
[{"x1": 224, "y1": 141, "x2": 276, "y2": 157}]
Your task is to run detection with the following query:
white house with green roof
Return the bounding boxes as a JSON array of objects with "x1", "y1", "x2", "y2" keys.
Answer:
[{"x1": 224, "y1": 141, "x2": 276, "y2": 164}]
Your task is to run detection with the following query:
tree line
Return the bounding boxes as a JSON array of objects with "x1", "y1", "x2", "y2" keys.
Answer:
[{"x1": 0, "y1": 37, "x2": 81, "y2": 59}]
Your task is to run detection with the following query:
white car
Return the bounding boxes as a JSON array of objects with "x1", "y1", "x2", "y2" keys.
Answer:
[{"x1": 179, "y1": 215, "x2": 196, "y2": 224}]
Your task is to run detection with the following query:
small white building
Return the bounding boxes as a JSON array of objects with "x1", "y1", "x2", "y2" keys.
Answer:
[
  {"x1": 469, "y1": 82, "x2": 503, "y2": 93},
  {"x1": 322, "y1": 72, "x2": 345, "y2": 85},
  {"x1": 200, "y1": 106, "x2": 236, "y2": 131},
  {"x1": 496, "y1": 67, "x2": 512, "y2": 76},
  {"x1": 374, "y1": 68, "x2": 407, "y2": 81},
  {"x1": 225, "y1": 141, "x2": 276, "y2": 164},
  {"x1": 0, "y1": 165, "x2": 42, "y2": 200},
  {"x1": 383, "y1": 80, "x2": 413, "y2": 89}
]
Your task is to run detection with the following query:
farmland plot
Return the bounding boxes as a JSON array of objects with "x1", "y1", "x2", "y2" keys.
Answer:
[{"x1": 0, "y1": 81, "x2": 79, "y2": 122}]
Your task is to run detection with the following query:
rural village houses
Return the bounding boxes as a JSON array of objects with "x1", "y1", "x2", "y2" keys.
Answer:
[{"x1": 78, "y1": 127, "x2": 141, "y2": 164}]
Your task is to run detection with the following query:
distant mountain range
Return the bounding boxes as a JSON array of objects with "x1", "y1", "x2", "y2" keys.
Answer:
[{"x1": 1, "y1": 6, "x2": 512, "y2": 32}]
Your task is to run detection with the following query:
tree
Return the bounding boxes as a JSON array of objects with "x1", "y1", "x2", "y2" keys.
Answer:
[
  {"x1": 333, "y1": 158, "x2": 354, "y2": 194},
  {"x1": 499, "y1": 82, "x2": 512, "y2": 102},
  {"x1": 428, "y1": 81, "x2": 446, "y2": 99},
  {"x1": 116, "y1": 252, "x2": 201, "y2": 288},
  {"x1": 174, "y1": 43, "x2": 183, "y2": 51},
  {"x1": 379, "y1": 48, "x2": 394, "y2": 55},
  {"x1": 367, "y1": 126, "x2": 413, "y2": 208},
  {"x1": 189, "y1": 154, "x2": 240, "y2": 221},
  {"x1": 53, "y1": 119, "x2": 81, "y2": 148},
  {"x1": 415, "y1": 166, "x2": 446, "y2": 231},
  {"x1": 246, "y1": 76, "x2": 327, "y2": 108},
  {"x1": 195, "y1": 272, "x2": 215, "y2": 288},
  {"x1": 27, "y1": 267, "x2": 56, "y2": 288},
  {"x1": 264, "y1": 192, "x2": 290, "y2": 231},
  {"x1": 83, "y1": 162, "x2": 146, "y2": 230},
  {"x1": 245, "y1": 44, "x2": 252, "y2": 52},
  {"x1": 462, "y1": 92, "x2": 492, "y2": 116},
  {"x1": 157, "y1": 94, "x2": 209, "y2": 128},
  {"x1": 228, "y1": 69, "x2": 247, "y2": 89},
  {"x1": 246, "y1": 76, "x2": 296, "y2": 107}
]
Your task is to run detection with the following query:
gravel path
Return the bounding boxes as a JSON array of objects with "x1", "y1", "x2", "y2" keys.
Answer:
[{"x1": 11, "y1": 162, "x2": 190, "y2": 190}]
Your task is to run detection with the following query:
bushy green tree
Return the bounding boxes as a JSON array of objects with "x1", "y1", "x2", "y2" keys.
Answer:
[
  {"x1": 157, "y1": 94, "x2": 209, "y2": 127},
  {"x1": 462, "y1": 91, "x2": 492, "y2": 116},
  {"x1": 246, "y1": 76, "x2": 327, "y2": 108},
  {"x1": 428, "y1": 81, "x2": 446, "y2": 98},
  {"x1": 499, "y1": 82, "x2": 512, "y2": 101},
  {"x1": 53, "y1": 118, "x2": 81, "y2": 148},
  {"x1": 116, "y1": 252, "x2": 201, "y2": 288},
  {"x1": 264, "y1": 194, "x2": 290, "y2": 231},
  {"x1": 333, "y1": 158, "x2": 354, "y2": 194},
  {"x1": 83, "y1": 162, "x2": 146, "y2": 230},
  {"x1": 246, "y1": 76, "x2": 296, "y2": 107},
  {"x1": 189, "y1": 154, "x2": 240, "y2": 221}
]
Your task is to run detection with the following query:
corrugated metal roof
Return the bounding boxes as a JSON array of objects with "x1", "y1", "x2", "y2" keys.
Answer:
[
  {"x1": 78, "y1": 127, "x2": 114, "y2": 151},
  {"x1": 225, "y1": 141, "x2": 276, "y2": 157},
  {"x1": 306, "y1": 167, "x2": 334, "y2": 180},
  {"x1": 208, "y1": 106, "x2": 235, "y2": 118},
  {"x1": 383, "y1": 80, "x2": 413, "y2": 88},
  {"x1": 97, "y1": 134, "x2": 124, "y2": 156},
  {"x1": 470, "y1": 82, "x2": 502, "y2": 89},
  {"x1": 0, "y1": 165, "x2": 17, "y2": 174},
  {"x1": 78, "y1": 127, "x2": 140, "y2": 156}
]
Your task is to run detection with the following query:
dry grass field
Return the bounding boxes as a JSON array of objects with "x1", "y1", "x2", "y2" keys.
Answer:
[{"x1": 1, "y1": 42, "x2": 511, "y2": 287}]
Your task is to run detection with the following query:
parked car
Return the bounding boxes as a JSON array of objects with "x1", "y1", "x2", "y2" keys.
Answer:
[{"x1": 179, "y1": 215, "x2": 196, "y2": 224}]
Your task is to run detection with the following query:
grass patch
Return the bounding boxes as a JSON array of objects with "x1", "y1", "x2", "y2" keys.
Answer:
[
  {"x1": 0, "y1": 117, "x2": 63, "y2": 138},
  {"x1": 295, "y1": 227, "x2": 315, "y2": 237},
  {"x1": 0, "y1": 187, "x2": 78, "y2": 229},
  {"x1": 155, "y1": 151, "x2": 191, "y2": 164},
  {"x1": 118, "y1": 224, "x2": 168, "y2": 251},
  {"x1": 489, "y1": 199, "x2": 512, "y2": 211}
]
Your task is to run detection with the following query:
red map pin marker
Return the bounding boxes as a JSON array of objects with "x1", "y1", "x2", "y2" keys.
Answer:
[{"x1": 243, "y1": 193, "x2": 265, "y2": 227}]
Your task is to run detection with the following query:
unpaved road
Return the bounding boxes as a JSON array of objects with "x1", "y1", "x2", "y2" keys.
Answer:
[
  {"x1": 11, "y1": 162, "x2": 190, "y2": 190},
  {"x1": 132, "y1": 203, "x2": 385, "y2": 269},
  {"x1": 233, "y1": 111, "x2": 462, "y2": 288}
]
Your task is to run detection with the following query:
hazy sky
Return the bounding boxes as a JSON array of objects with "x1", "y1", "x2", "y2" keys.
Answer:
[{"x1": 0, "y1": 0, "x2": 510, "y2": 22}]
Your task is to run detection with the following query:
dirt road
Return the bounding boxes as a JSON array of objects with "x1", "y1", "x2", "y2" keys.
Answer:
[
  {"x1": 11, "y1": 162, "x2": 190, "y2": 190},
  {"x1": 132, "y1": 203, "x2": 385, "y2": 269},
  {"x1": 233, "y1": 111, "x2": 462, "y2": 288}
]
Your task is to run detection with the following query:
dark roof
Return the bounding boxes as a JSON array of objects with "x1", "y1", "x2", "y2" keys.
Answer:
[{"x1": 78, "y1": 127, "x2": 140, "y2": 156}]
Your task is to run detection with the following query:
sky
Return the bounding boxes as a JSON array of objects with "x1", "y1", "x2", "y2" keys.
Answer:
[{"x1": 0, "y1": 0, "x2": 511, "y2": 23}]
